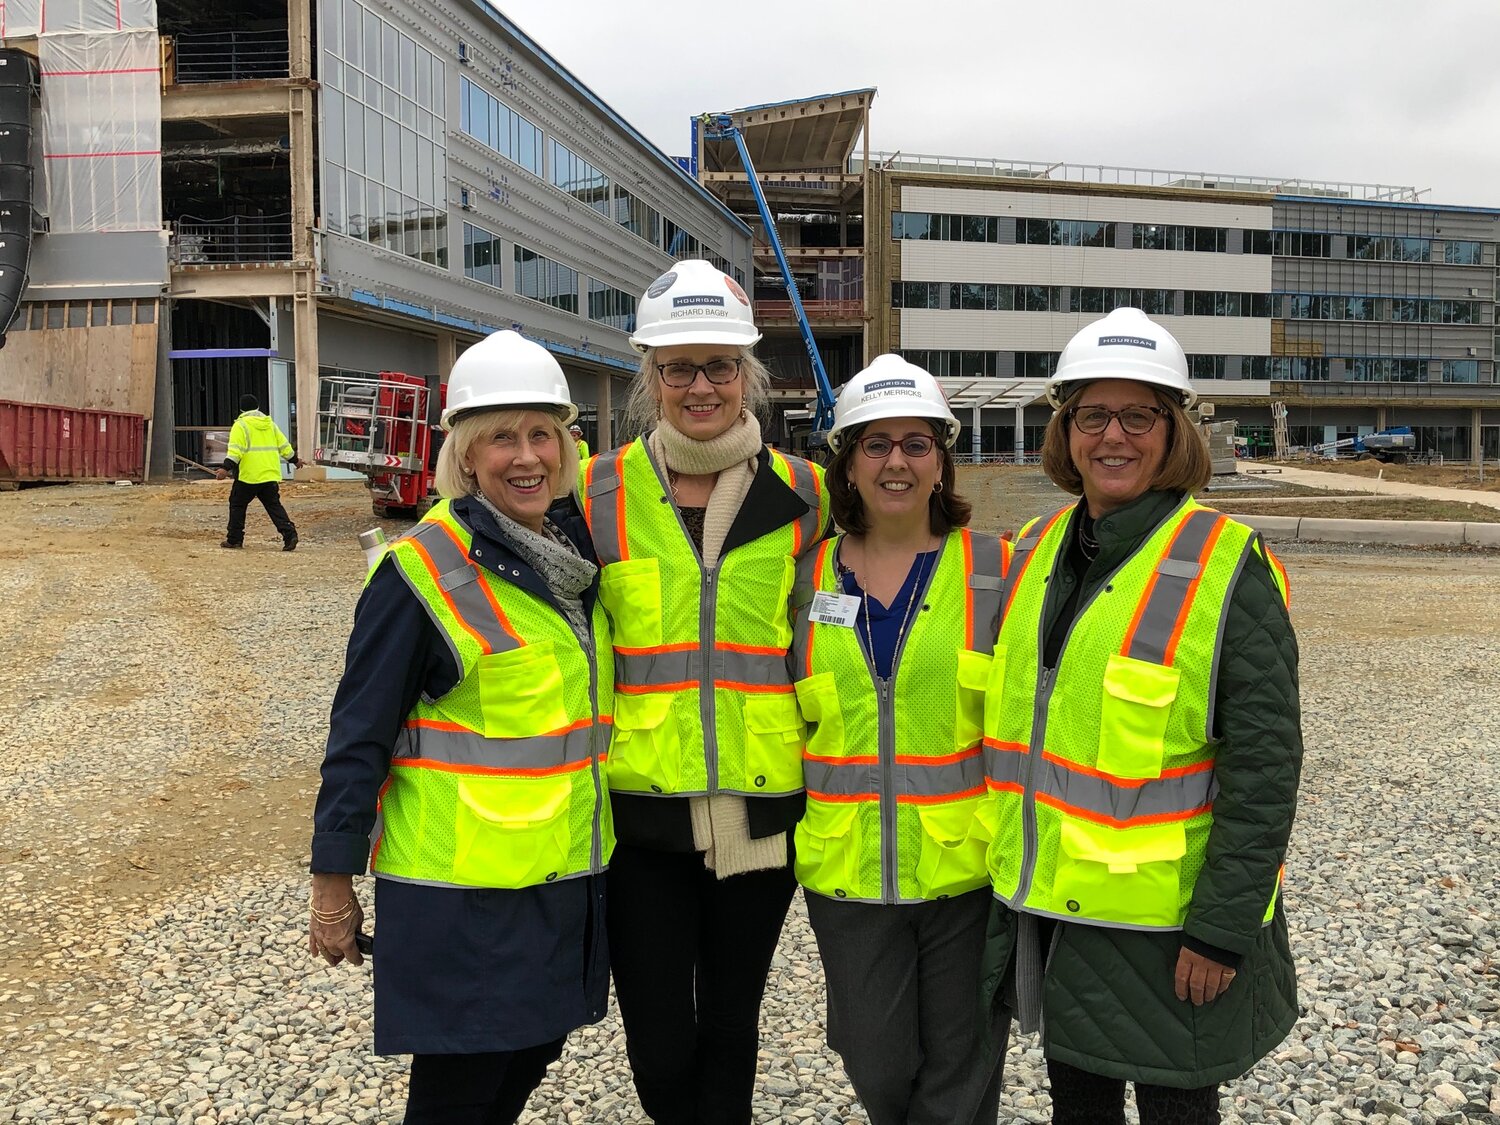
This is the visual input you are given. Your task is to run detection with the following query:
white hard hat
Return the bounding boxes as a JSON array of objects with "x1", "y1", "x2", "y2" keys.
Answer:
[
  {"x1": 1047, "y1": 307, "x2": 1195, "y2": 408},
  {"x1": 628, "y1": 259, "x2": 762, "y2": 353},
  {"x1": 827, "y1": 354, "x2": 961, "y2": 453},
  {"x1": 442, "y1": 330, "x2": 578, "y2": 430}
]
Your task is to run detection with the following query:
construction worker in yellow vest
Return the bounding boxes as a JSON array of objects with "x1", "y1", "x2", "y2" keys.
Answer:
[
  {"x1": 309, "y1": 330, "x2": 614, "y2": 1123},
  {"x1": 215, "y1": 392, "x2": 302, "y2": 549},
  {"x1": 578, "y1": 259, "x2": 829, "y2": 1124},
  {"x1": 570, "y1": 423, "x2": 591, "y2": 460},
  {"x1": 789, "y1": 355, "x2": 1012, "y2": 1125},
  {"x1": 980, "y1": 308, "x2": 1302, "y2": 1121}
]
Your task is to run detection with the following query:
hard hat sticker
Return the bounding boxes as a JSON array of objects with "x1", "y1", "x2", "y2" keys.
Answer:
[
  {"x1": 673, "y1": 294, "x2": 726, "y2": 308},
  {"x1": 646, "y1": 272, "x2": 677, "y2": 299},
  {"x1": 864, "y1": 378, "x2": 918, "y2": 393},
  {"x1": 725, "y1": 276, "x2": 751, "y2": 305},
  {"x1": 1098, "y1": 335, "x2": 1157, "y2": 350}
]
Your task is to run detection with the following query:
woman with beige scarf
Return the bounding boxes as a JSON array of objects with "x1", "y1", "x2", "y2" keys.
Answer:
[{"x1": 578, "y1": 260, "x2": 829, "y2": 1124}]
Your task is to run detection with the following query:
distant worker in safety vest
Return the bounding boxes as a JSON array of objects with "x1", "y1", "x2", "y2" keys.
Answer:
[
  {"x1": 578, "y1": 259, "x2": 829, "y2": 1124},
  {"x1": 215, "y1": 393, "x2": 303, "y2": 550},
  {"x1": 309, "y1": 330, "x2": 614, "y2": 1124},
  {"x1": 570, "y1": 423, "x2": 590, "y2": 460},
  {"x1": 980, "y1": 308, "x2": 1303, "y2": 1123},
  {"x1": 791, "y1": 355, "x2": 1012, "y2": 1125}
]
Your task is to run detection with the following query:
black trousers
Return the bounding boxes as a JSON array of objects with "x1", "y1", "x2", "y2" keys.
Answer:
[
  {"x1": 225, "y1": 479, "x2": 296, "y2": 543},
  {"x1": 1048, "y1": 1058, "x2": 1221, "y2": 1125},
  {"x1": 404, "y1": 1039, "x2": 564, "y2": 1125},
  {"x1": 606, "y1": 843, "x2": 796, "y2": 1125},
  {"x1": 806, "y1": 889, "x2": 1007, "y2": 1125}
]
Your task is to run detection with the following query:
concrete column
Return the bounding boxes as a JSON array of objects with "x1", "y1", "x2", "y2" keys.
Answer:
[
  {"x1": 288, "y1": 0, "x2": 312, "y2": 78},
  {"x1": 971, "y1": 405, "x2": 982, "y2": 464},
  {"x1": 148, "y1": 298, "x2": 176, "y2": 479},
  {"x1": 597, "y1": 372, "x2": 614, "y2": 451},
  {"x1": 1014, "y1": 405, "x2": 1026, "y2": 462},
  {"x1": 1473, "y1": 407, "x2": 1483, "y2": 465},
  {"x1": 293, "y1": 282, "x2": 320, "y2": 458},
  {"x1": 1376, "y1": 405, "x2": 1387, "y2": 430}
]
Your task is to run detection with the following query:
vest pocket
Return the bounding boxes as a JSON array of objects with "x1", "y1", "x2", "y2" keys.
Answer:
[
  {"x1": 742, "y1": 692, "x2": 806, "y2": 793},
  {"x1": 476, "y1": 643, "x2": 570, "y2": 740},
  {"x1": 608, "y1": 691, "x2": 682, "y2": 793},
  {"x1": 955, "y1": 649, "x2": 993, "y2": 751},
  {"x1": 1051, "y1": 818, "x2": 1186, "y2": 928},
  {"x1": 453, "y1": 774, "x2": 574, "y2": 888},
  {"x1": 1096, "y1": 653, "x2": 1181, "y2": 780},
  {"x1": 599, "y1": 558, "x2": 663, "y2": 649},
  {"x1": 794, "y1": 799, "x2": 861, "y2": 897},
  {"x1": 914, "y1": 799, "x2": 990, "y2": 899},
  {"x1": 794, "y1": 672, "x2": 844, "y2": 759}
]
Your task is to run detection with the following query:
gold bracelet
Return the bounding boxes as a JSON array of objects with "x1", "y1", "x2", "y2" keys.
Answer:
[{"x1": 310, "y1": 899, "x2": 357, "y2": 925}]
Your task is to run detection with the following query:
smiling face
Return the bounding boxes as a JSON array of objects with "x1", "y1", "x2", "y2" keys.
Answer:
[
  {"x1": 462, "y1": 408, "x2": 563, "y2": 531},
  {"x1": 653, "y1": 343, "x2": 745, "y2": 441},
  {"x1": 846, "y1": 417, "x2": 944, "y2": 531},
  {"x1": 1067, "y1": 379, "x2": 1170, "y2": 517}
]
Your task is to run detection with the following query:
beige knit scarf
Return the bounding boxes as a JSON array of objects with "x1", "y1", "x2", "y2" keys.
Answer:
[{"x1": 649, "y1": 412, "x2": 787, "y2": 879}]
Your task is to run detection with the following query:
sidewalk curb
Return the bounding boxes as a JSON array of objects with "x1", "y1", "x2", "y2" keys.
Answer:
[{"x1": 1236, "y1": 514, "x2": 1500, "y2": 548}]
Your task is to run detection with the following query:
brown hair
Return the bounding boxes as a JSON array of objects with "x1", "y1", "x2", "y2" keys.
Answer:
[
  {"x1": 1039, "y1": 384, "x2": 1211, "y2": 497},
  {"x1": 828, "y1": 421, "x2": 973, "y2": 536}
]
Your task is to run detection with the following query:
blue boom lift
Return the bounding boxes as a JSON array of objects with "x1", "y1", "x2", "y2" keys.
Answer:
[{"x1": 700, "y1": 113, "x2": 838, "y2": 449}]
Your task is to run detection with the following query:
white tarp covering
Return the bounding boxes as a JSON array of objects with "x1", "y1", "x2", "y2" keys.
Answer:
[
  {"x1": 1, "y1": 0, "x2": 156, "y2": 36},
  {"x1": 39, "y1": 29, "x2": 159, "y2": 233}
]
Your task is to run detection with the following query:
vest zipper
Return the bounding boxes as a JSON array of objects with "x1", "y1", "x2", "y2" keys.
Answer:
[
  {"x1": 702, "y1": 567, "x2": 719, "y2": 794},
  {"x1": 1013, "y1": 664, "x2": 1056, "y2": 907},
  {"x1": 877, "y1": 676, "x2": 897, "y2": 904},
  {"x1": 585, "y1": 619, "x2": 605, "y2": 873}
]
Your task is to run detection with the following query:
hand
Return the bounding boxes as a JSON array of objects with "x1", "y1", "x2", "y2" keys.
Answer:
[
  {"x1": 293, "y1": 458, "x2": 306, "y2": 468},
  {"x1": 308, "y1": 873, "x2": 365, "y2": 967},
  {"x1": 1174, "y1": 946, "x2": 1236, "y2": 1005},
  {"x1": 214, "y1": 469, "x2": 228, "y2": 481}
]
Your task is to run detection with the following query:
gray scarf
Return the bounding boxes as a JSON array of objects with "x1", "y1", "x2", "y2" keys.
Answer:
[{"x1": 474, "y1": 492, "x2": 597, "y2": 641}]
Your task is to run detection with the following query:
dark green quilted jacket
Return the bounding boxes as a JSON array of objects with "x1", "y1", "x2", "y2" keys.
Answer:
[{"x1": 980, "y1": 489, "x2": 1303, "y2": 1088}]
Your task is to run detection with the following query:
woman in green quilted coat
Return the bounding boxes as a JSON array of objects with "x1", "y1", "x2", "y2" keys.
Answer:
[{"x1": 979, "y1": 309, "x2": 1303, "y2": 1124}]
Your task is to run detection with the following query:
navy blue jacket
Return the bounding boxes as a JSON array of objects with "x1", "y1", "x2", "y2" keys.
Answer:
[{"x1": 311, "y1": 496, "x2": 608, "y2": 1055}]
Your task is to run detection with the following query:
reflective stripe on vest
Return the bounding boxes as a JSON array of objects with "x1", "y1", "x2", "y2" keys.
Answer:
[
  {"x1": 227, "y1": 413, "x2": 293, "y2": 484},
  {"x1": 985, "y1": 497, "x2": 1285, "y2": 931},
  {"x1": 580, "y1": 438, "x2": 829, "y2": 797},
  {"x1": 791, "y1": 528, "x2": 1011, "y2": 904},
  {"x1": 370, "y1": 502, "x2": 614, "y2": 890}
]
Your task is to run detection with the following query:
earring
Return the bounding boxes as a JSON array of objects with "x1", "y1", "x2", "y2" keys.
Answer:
[{"x1": 933, "y1": 481, "x2": 944, "y2": 494}]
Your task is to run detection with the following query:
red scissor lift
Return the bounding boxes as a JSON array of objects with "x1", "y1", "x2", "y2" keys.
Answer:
[{"x1": 315, "y1": 370, "x2": 445, "y2": 518}]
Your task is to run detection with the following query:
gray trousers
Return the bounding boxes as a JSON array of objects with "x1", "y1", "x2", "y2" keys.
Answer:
[{"x1": 806, "y1": 888, "x2": 1008, "y2": 1125}]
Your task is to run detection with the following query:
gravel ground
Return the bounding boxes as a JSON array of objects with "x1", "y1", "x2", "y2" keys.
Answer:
[{"x1": 1, "y1": 480, "x2": 1498, "y2": 1124}]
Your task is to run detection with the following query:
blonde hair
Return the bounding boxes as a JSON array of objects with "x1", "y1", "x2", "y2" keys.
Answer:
[
  {"x1": 622, "y1": 345, "x2": 773, "y2": 438},
  {"x1": 1039, "y1": 384, "x2": 1211, "y2": 497},
  {"x1": 435, "y1": 407, "x2": 580, "y2": 503}
]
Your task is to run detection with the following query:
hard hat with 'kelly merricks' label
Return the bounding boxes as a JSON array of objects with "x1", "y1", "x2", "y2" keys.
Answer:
[
  {"x1": 441, "y1": 330, "x2": 578, "y2": 430},
  {"x1": 827, "y1": 354, "x2": 961, "y2": 453},
  {"x1": 628, "y1": 259, "x2": 762, "y2": 354},
  {"x1": 1046, "y1": 307, "x2": 1196, "y2": 408}
]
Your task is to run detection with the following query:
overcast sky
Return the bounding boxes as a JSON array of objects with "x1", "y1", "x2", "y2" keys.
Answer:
[{"x1": 494, "y1": 0, "x2": 1500, "y2": 207}]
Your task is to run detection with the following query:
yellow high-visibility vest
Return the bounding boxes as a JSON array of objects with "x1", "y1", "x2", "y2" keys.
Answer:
[
  {"x1": 371, "y1": 500, "x2": 614, "y2": 889},
  {"x1": 579, "y1": 438, "x2": 828, "y2": 798},
  {"x1": 791, "y1": 528, "x2": 1011, "y2": 903},
  {"x1": 227, "y1": 412, "x2": 293, "y2": 484},
  {"x1": 984, "y1": 498, "x2": 1288, "y2": 930}
]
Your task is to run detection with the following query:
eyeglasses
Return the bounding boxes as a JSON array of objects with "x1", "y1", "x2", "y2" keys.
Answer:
[
  {"x1": 853, "y1": 433, "x2": 937, "y2": 460},
  {"x1": 1068, "y1": 405, "x2": 1167, "y2": 436},
  {"x1": 656, "y1": 357, "x2": 742, "y2": 388}
]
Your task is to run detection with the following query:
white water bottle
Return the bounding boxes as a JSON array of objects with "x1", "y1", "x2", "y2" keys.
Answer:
[{"x1": 359, "y1": 528, "x2": 389, "y2": 570}]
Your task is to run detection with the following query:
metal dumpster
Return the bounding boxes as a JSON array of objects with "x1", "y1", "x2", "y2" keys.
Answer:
[{"x1": 0, "y1": 400, "x2": 146, "y2": 484}]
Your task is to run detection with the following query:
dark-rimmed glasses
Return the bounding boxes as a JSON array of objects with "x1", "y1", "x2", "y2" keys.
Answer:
[
  {"x1": 1068, "y1": 405, "x2": 1167, "y2": 436},
  {"x1": 853, "y1": 433, "x2": 936, "y2": 460},
  {"x1": 656, "y1": 357, "x2": 742, "y2": 388}
]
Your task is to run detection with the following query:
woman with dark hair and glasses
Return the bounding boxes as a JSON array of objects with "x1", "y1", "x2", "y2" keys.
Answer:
[
  {"x1": 979, "y1": 308, "x2": 1302, "y2": 1124},
  {"x1": 789, "y1": 355, "x2": 1011, "y2": 1125},
  {"x1": 577, "y1": 260, "x2": 829, "y2": 1124}
]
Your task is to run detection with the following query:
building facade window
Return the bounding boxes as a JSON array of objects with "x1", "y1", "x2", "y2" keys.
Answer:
[
  {"x1": 660, "y1": 217, "x2": 701, "y2": 258},
  {"x1": 613, "y1": 185, "x2": 661, "y2": 246},
  {"x1": 1349, "y1": 357, "x2": 1427, "y2": 382},
  {"x1": 1287, "y1": 294, "x2": 1483, "y2": 324},
  {"x1": 458, "y1": 75, "x2": 542, "y2": 175},
  {"x1": 1019, "y1": 218, "x2": 1113, "y2": 247},
  {"x1": 1350, "y1": 235, "x2": 1430, "y2": 262},
  {"x1": 1245, "y1": 357, "x2": 1331, "y2": 380},
  {"x1": 319, "y1": 0, "x2": 447, "y2": 266},
  {"x1": 587, "y1": 279, "x2": 637, "y2": 332},
  {"x1": 548, "y1": 139, "x2": 609, "y2": 215},
  {"x1": 514, "y1": 245, "x2": 578, "y2": 313},
  {"x1": 1184, "y1": 291, "x2": 1274, "y2": 317},
  {"x1": 1187, "y1": 355, "x2": 1226, "y2": 379},
  {"x1": 1440, "y1": 359, "x2": 1479, "y2": 382},
  {"x1": 1272, "y1": 231, "x2": 1332, "y2": 258},
  {"x1": 898, "y1": 350, "x2": 999, "y2": 377},
  {"x1": 1444, "y1": 240, "x2": 1482, "y2": 265},
  {"x1": 462, "y1": 222, "x2": 502, "y2": 288},
  {"x1": 1015, "y1": 352, "x2": 1058, "y2": 378},
  {"x1": 1131, "y1": 224, "x2": 1227, "y2": 253},
  {"x1": 1070, "y1": 287, "x2": 1175, "y2": 316}
]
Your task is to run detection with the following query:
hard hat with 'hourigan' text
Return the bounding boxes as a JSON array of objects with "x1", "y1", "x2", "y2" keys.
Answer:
[
  {"x1": 827, "y1": 354, "x2": 961, "y2": 453},
  {"x1": 441, "y1": 330, "x2": 578, "y2": 430},
  {"x1": 628, "y1": 259, "x2": 762, "y2": 354},
  {"x1": 1047, "y1": 307, "x2": 1196, "y2": 408}
]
